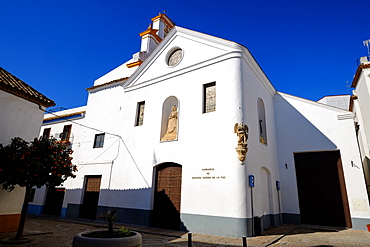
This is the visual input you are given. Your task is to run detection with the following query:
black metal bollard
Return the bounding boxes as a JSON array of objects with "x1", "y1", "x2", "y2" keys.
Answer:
[
  {"x1": 242, "y1": 236, "x2": 247, "y2": 247},
  {"x1": 188, "y1": 232, "x2": 192, "y2": 247}
]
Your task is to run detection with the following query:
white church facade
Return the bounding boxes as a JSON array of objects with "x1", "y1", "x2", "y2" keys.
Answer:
[{"x1": 29, "y1": 14, "x2": 370, "y2": 237}]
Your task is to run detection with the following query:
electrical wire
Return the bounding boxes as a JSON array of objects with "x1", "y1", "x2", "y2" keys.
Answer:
[{"x1": 43, "y1": 109, "x2": 150, "y2": 187}]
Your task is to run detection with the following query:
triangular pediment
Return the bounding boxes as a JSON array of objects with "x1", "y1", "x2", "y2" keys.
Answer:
[{"x1": 124, "y1": 26, "x2": 245, "y2": 90}]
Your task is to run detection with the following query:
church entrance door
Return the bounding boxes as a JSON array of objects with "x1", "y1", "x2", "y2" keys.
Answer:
[{"x1": 152, "y1": 163, "x2": 182, "y2": 230}]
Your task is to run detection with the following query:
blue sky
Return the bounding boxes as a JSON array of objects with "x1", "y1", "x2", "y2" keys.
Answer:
[{"x1": 1, "y1": 0, "x2": 368, "y2": 109}]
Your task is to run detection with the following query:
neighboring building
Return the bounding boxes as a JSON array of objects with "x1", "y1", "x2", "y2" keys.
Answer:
[
  {"x1": 0, "y1": 67, "x2": 55, "y2": 232},
  {"x1": 32, "y1": 14, "x2": 370, "y2": 237},
  {"x1": 350, "y1": 57, "x2": 370, "y2": 202},
  {"x1": 317, "y1": 95, "x2": 350, "y2": 110},
  {"x1": 28, "y1": 106, "x2": 86, "y2": 217}
]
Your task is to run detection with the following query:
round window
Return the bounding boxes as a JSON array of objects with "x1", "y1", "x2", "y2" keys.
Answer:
[{"x1": 167, "y1": 49, "x2": 183, "y2": 66}]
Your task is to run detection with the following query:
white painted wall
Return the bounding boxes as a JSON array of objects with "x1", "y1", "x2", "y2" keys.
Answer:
[
  {"x1": 0, "y1": 91, "x2": 45, "y2": 144},
  {"x1": 93, "y1": 61, "x2": 137, "y2": 86},
  {"x1": 30, "y1": 21, "x2": 370, "y2": 236},
  {"x1": 0, "y1": 90, "x2": 46, "y2": 217},
  {"x1": 82, "y1": 57, "x2": 246, "y2": 219},
  {"x1": 351, "y1": 66, "x2": 370, "y2": 208},
  {"x1": 238, "y1": 49, "x2": 280, "y2": 222},
  {"x1": 31, "y1": 106, "x2": 86, "y2": 208},
  {"x1": 353, "y1": 67, "x2": 370, "y2": 151},
  {"x1": 274, "y1": 93, "x2": 370, "y2": 221},
  {"x1": 43, "y1": 27, "x2": 261, "y2": 224}
]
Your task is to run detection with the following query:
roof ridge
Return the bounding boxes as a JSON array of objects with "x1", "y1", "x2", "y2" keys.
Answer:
[{"x1": 0, "y1": 67, "x2": 55, "y2": 107}]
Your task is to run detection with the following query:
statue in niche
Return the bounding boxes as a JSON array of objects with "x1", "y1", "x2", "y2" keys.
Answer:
[
  {"x1": 234, "y1": 122, "x2": 249, "y2": 162},
  {"x1": 161, "y1": 105, "x2": 178, "y2": 141}
]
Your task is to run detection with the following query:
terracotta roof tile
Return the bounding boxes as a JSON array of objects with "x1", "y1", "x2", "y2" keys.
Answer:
[
  {"x1": 86, "y1": 77, "x2": 129, "y2": 91},
  {"x1": 0, "y1": 67, "x2": 55, "y2": 107}
]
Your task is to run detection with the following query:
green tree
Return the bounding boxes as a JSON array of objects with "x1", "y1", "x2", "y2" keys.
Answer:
[{"x1": 0, "y1": 137, "x2": 77, "y2": 240}]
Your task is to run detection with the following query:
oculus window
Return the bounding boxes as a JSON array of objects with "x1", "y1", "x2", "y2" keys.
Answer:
[
  {"x1": 203, "y1": 82, "x2": 216, "y2": 113},
  {"x1": 167, "y1": 48, "x2": 183, "y2": 66},
  {"x1": 93, "y1": 133, "x2": 105, "y2": 148}
]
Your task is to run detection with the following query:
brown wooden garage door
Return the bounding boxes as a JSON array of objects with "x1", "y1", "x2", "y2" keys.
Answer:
[
  {"x1": 294, "y1": 151, "x2": 351, "y2": 227},
  {"x1": 152, "y1": 163, "x2": 182, "y2": 230}
]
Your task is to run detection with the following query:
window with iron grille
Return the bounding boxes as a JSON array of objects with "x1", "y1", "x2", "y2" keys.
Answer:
[
  {"x1": 93, "y1": 133, "x2": 105, "y2": 148},
  {"x1": 135, "y1": 101, "x2": 145, "y2": 126},
  {"x1": 203, "y1": 82, "x2": 216, "y2": 113}
]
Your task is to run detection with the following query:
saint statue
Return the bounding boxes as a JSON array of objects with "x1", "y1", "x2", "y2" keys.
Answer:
[
  {"x1": 161, "y1": 105, "x2": 178, "y2": 141},
  {"x1": 234, "y1": 122, "x2": 249, "y2": 162},
  {"x1": 234, "y1": 122, "x2": 249, "y2": 145}
]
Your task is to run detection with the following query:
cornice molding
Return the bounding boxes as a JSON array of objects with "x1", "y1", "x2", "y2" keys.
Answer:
[
  {"x1": 43, "y1": 111, "x2": 85, "y2": 122},
  {"x1": 86, "y1": 77, "x2": 129, "y2": 92},
  {"x1": 351, "y1": 63, "x2": 370, "y2": 88}
]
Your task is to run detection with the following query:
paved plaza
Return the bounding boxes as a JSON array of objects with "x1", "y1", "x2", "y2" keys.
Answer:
[{"x1": 0, "y1": 216, "x2": 369, "y2": 246}]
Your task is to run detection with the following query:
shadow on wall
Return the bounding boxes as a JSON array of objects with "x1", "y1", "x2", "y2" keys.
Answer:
[
  {"x1": 274, "y1": 94, "x2": 338, "y2": 154},
  {"x1": 29, "y1": 187, "x2": 188, "y2": 232},
  {"x1": 274, "y1": 94, "x2": 347, "y2": 226}
]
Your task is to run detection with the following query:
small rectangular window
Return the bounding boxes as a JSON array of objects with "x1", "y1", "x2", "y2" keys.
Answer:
[
  {"x1": 203, "y1": 82, "x2": 216, "y2": 113},
  {"x1": 85, "y1": 176, "x2": 102, "y2": 192},
  {"x1": 61, "y1": 125, "x2": 72, "y2": 141},
  {"x1": 42, "y1": 128, "x2": 51, "y2": 139},
  {"x1": 135, "y1": 101, "x2": 145, "y2": 126},
  {"x1": 93, "y1": 133, "x2": 105, "y2": 148}
]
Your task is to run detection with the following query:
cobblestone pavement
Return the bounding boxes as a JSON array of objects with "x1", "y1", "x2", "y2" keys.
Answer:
[
  {"x1": 266, "y1": 226, "x2": 370, "y2": 247},
  {"x1": 0, "y1": 216, "x2": 369, "y2": 246},
  {"x1": 0, "y1": 216, "x2": 243, "y2": 247}
]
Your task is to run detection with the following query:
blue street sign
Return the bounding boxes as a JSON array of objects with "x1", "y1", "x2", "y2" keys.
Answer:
[
  {"x1": 276, "y1": 181, "x2": 280, "y2": 190},
  {"x1": 249, "y1": 175, "x2": 255, "y2": 187}
]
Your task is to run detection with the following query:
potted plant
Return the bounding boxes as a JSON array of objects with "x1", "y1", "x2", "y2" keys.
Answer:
[{"x1": 72, "y1": 209, "x2": 142, "y2": 247}]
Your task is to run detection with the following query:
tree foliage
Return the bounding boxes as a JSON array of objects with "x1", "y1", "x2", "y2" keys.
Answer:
[
  {"x1": 0, "y1": 137, "x2": 77, "y2": 240},
  {"x1": 0, "y1": 137, "x2": 77, "y2": 191}
]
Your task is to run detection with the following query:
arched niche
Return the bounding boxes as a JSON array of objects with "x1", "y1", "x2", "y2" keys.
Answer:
[
  {"x1": 257, "y1": 98, "x2": 267, "y2": 145},
  {"x1": 259, "y1": 167, "x2": 274, "y2": 230},
  {"x1": 160, "y1": 96, "x2": 179, "y2": 141}
]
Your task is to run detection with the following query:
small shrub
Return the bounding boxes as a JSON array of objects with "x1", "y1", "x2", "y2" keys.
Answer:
[{"x1": 118, "y1": 226, "x2": 133, "y2": 237}]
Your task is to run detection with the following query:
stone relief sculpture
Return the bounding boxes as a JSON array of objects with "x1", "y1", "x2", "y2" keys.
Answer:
[
  {"x1": 234, "y1": 122, "x2": 249, "y2": 162},
  {"x1": 161, "y1": 105, "x2": 178, "y2": 141}
]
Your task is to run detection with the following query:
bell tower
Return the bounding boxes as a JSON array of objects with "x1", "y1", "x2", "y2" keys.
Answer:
[
  {"x1": 127, "y1": 13, "x2": 174, "y2": 68},
  {"x1": 139, "y1": 13, "x2": 174, "y2": 57}
]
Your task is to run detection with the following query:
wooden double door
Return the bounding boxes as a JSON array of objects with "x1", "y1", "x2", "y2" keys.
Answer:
[
  {"x1": 294, "y1": 151, "x2": 351, "y2": 227},
  {"x1": 152, "y1": 163, "x2": 182, "y2": 230}
]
